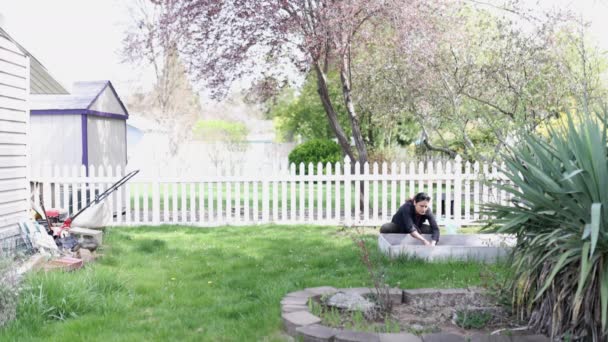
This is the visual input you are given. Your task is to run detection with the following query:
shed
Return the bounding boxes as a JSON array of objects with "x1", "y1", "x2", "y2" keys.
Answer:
[
  {"x1": 30, "y1": 80, "x2": 129, "y2": 171},
  {"x1": 0, "y1": 28, "x2": 30, "y2": 250}
]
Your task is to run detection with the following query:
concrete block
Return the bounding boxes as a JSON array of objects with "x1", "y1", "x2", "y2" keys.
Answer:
[
  {"x1": 335, "y1": 330, "x2": 380, "y2": 342},
  {"x1": 421, "y1": 333, "x2": 465, "y2": 342},
  {"x1": 296, "y1": 324, "x2": 340, "y2": 342},
  {"x1": 379, "y1": 332, "x2": 422, "y2": 342},
  {"x1": 70, "y1": 227, "x2": 103, "y2": 245}
]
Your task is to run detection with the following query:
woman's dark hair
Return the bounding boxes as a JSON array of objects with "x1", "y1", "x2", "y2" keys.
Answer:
[{"x1": 413, "y1": 192, "x2": 431, "y2": 203}]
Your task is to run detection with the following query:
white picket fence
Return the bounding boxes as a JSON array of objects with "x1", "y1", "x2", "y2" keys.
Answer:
[{"x1": 30, "y1": 156, "x2": 510, "y2": 227}]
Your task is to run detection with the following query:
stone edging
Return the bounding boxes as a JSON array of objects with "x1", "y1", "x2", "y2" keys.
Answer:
[{"x1": 281, "y1": 286, "x2": 550, "y2": 342}]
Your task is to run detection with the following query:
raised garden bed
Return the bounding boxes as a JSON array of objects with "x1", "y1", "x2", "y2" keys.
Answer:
[{"x1": 378, "y1": 234, "x2": 515, "y2": 262}]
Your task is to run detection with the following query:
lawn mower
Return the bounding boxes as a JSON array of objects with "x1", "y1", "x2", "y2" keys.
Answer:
[{"x1": 46, "y1": 169, "x2": 140, "y2": 237}]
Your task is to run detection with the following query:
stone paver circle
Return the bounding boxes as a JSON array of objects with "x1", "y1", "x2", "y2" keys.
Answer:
[{"x1": 281, "y1": 286, "x2": 549, "y2": 342}]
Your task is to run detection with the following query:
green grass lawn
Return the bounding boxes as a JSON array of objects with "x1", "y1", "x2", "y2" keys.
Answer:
[{"x1": 0, "y1": 225, "x2": 506, "y2": 341}]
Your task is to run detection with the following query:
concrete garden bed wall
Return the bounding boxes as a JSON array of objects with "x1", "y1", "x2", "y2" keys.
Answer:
[{"x1": 378, "y1": 234, "x2": 515, "y2": 262}]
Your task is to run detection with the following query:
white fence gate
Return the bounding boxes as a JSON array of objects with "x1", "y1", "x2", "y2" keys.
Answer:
[{"x1": 30, "y1": 156, "x2": 510, "y2": 227}]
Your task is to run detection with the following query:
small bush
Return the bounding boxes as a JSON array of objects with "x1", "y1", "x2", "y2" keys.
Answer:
[
  {"x1": 288, "y1": 139, "x2": 342, "y2": 173},
  {"x1": 454, "y1": 310, "x2": 492, "y2": 329}
]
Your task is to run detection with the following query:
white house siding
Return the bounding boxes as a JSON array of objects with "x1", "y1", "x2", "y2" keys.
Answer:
[
  {"x1": 89, "y1": 86, "x2": 126, "y2": 115},
  {"x1": 29, "y1": 114, "x2": 82, "y2": 169},
  {"x1": 0, "y1": 34, "x2": 29, "y2": 247},
  {"x1": 87, "y1": 116, "x2": 126, "y2": 167}
]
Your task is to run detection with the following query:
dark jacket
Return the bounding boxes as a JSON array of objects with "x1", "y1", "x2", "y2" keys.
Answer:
[{"x1": 391, "y1": 200, "x2": 440, "y2": 242}]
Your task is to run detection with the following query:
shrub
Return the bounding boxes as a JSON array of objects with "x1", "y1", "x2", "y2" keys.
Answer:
[
  {"x1": 485, "y1": 111, "x2": 608, "y2": 341},
  {"x1": 192, "y1": 119, "x2": 248, "y2": 142},
  {"x1": 288, "y1": 139, "x2": 342, "y2": 173}
]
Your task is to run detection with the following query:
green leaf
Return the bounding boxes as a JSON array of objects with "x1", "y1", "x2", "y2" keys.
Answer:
[
  {"x1": 602, "y1": 262, "x2": 608, "y2": 331},
  {"x1": 582, "y1": 224, "x2": 591, "y2": 239},
  {"x1": 560, "y1": 169, "x2": 584, "y2": 182},
  {"x1": 590, "y1": 203, "x2": 602, "y2": 256},
  {"x1": 574, "y1": 242, "x2": 592, "y2": 319}
]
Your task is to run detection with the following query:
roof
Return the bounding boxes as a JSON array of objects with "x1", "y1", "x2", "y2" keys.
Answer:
[
  {"x1": 30, "y1": 80, "x2": 129, "y2": 118},
  {"x1": 0, "y1": 27, "x2": 69, "y2": 95}
]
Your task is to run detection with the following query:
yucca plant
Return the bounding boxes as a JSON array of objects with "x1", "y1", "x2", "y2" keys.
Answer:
[{"x1": 484, "y1": 111, "x2": 608, "y2": 341}]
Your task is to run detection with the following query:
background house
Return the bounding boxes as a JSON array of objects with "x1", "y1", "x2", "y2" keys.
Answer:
[{"x1": 0, "y1": 28, "x2": 30, "y2": 251}]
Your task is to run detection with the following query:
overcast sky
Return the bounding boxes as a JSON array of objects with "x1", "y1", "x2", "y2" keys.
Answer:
[{"x1": 1, "y1": 0, "x2": 607, "y2": 100}]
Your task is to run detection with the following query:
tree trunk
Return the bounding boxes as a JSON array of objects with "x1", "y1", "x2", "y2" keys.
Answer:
[
  {"x1": 313, "y1": 63, "x2": 356, "y2": 162},
  {"x1": 340, "y1": 53, "x2": 368, "y2": 166}
]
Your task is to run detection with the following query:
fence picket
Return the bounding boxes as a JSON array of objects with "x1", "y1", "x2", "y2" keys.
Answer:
[
  {"x1": 226, "y1": 170, "x2": 232, "y2": 223},
  {"x1": 354, "y1": 162, "x2": 361, "y2": 224},
  {"x1": 408, "y1": 162, "x2": 415, "y2": 198},
  {"x1": 418, "y1": 162, "x2": 424, "y2": 193},
  {"x1": 464, "y1": 161, "x2": 471, "y2": 222},
  {"x1": 372, "y1": 162, "x2": 379, "y2": 223},
  {"x1": 454, "y1": 156, "x2": 462, "y2": 225},
  {"x1": 426, "y1": 161, "x2": 433, "y2": 215},
  {"x1": 445, "y1": 161, "x2": 452, "y2": 220},
  {"x1": 208, "y1": 182, "x2": 215, "y2": 223},
  {"x1": 272, "y1": 166, "x2": 278, "y2": 222},
  {"x1": 344, "y1": 159, "x2": 351, "y2": 226},
  {"x1": 281, "y1": 166, "x2": 287, "y2": 221},
  {"x1": 473, "y1": 162, "x2": 480, "y2": 221},
  {"x1": 435, "y1": 160, "x2": 443, "y2": 219},
  {"x1": 290, "y1": 163, "x2": 296, "y2": 222},
  {"x1": 363, "y1": 162, "x2": 370, "y2": 224},
  {"x1": 172, "y1": 182, "x2": 178, "y2": 224},
  {"x1": 399, "y1": 162, "x2": 406, "y2": 205},
  {"x1": 190, "y1": 181, "x2": 196, "y2": 223},
  {"x1": 334, "y1": 162, "x2": 341, "y2": 222},
  {"x1": 390, "y1": 162, "x2": 397, "y2": 221},
  {"x1": 198, "y1": 182, "x2": 204, "y2": 223},
  {"x1": 381, "y1": 162, "x2": 388, "y2": 222},
  {"x1": 326, "y1": 162, "x2": 332, "y2": 221}
]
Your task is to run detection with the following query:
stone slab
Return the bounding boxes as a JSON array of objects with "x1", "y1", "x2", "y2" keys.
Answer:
[
  {"x1": 305, "y1": 286, "x2": 338, "y2": 296},
  {"x1": 282, "y1": 311, "x2": 321, "y2": 336},
  {"x1": 296, "y1": 324, "x2": 340, "y2": 342},
  {"x1": 287, "y1": 290, "x2": 316, "y2": 298},
  {"x1": 335, "y1": 330, "x2": 380, "y2": 342},
  {"x1": 379, "y1": 332, "x2": 422, "y2": 342},
  {"x1": 282, "y1": 304, "x2": 309, "y2": 313},
  {"x1": 281, "y1": 296, "x2": 310, "y2": 306}
]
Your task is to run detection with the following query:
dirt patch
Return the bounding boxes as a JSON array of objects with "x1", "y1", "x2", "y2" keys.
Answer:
[{"x1": 312, "y1": 288, "x2": 529, "y2": 336}]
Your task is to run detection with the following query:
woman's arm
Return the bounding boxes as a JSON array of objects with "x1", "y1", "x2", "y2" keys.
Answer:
[
  {"x1": 427, "y1": 211, "x2": 440, "y2": 244},
  {"x1": 410, "y1": 230, "x2": 431, "y2": 246}
]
